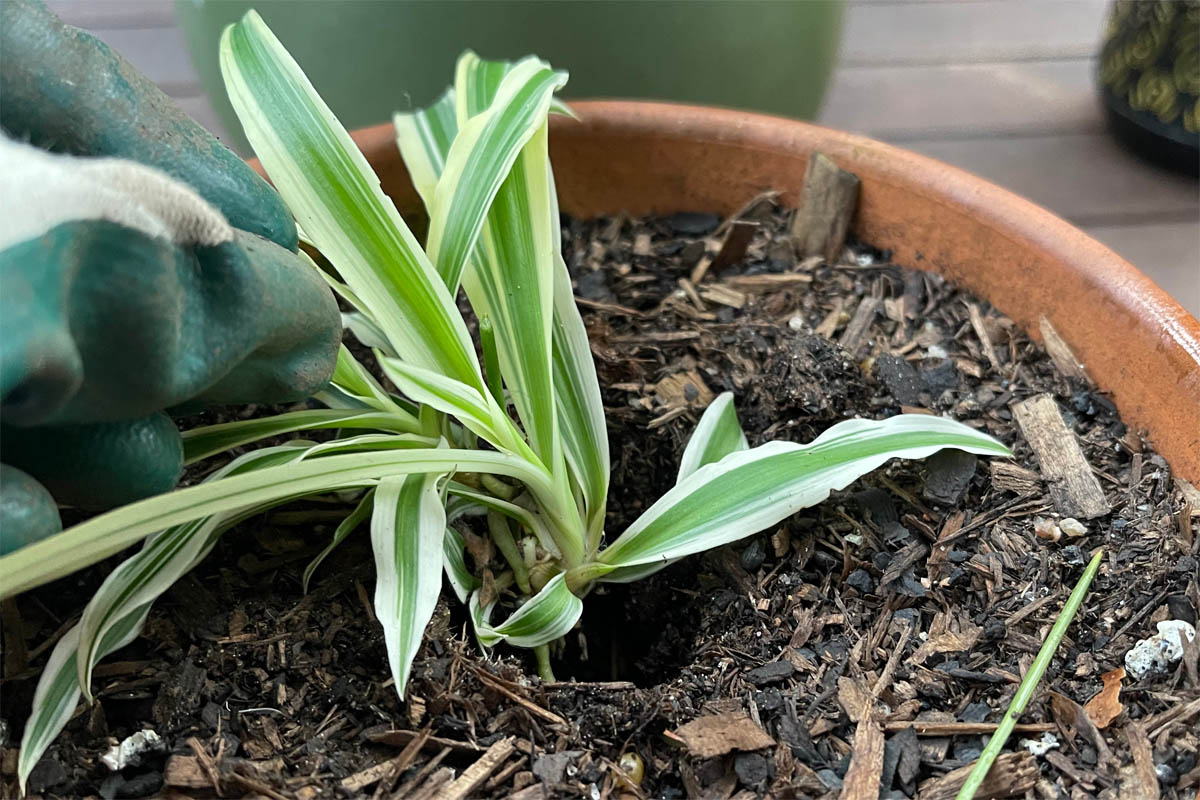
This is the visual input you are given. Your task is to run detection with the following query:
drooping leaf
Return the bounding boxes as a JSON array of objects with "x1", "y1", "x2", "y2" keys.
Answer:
[
  {"x1": 74, "y1": 445, "x2": 314, "y2": 696},
  {"x1": 371, "y1": 471, "x2": 447, "y2": 697},
  {"x1": 0, "y1": 446, "x2": 555, "y2": 599},
  {"x1": 19, "y1": 607, "x2": 150, "y2": 794},
  {"x1": 182, "y1": 407, "x2": 416, "y2": 464},
  {"x1": 595, "y1": 394, "x2": 750, "y2": 584},
  {"x1": 599, "y1": 415, "x2": 1010, "y2": 571}
]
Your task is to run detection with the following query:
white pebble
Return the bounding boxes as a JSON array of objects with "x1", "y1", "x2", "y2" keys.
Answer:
[
  {"x1": 1125, "y1": 620, "x2": 1197, "y2": 679},
  {"x1": 100, "y1": 729, "x2": 164, "y2": 771},
  {"x1": 1020, "y1": 732, "x2": 1059, "y2": 757},
  {"x1": 1059, "y1": 518, "x2": 1087, "y2": 538},
  {"x1": 927, "y1": 344, "x2": 948, "y2": 359},
  {"x1": 788, "y1": 315, "x2": 805, "y2": 332}
]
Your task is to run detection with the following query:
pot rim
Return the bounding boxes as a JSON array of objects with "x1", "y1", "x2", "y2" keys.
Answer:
[{"x1": 288, "y1": 101, "x2": 1200, "y2": 481}]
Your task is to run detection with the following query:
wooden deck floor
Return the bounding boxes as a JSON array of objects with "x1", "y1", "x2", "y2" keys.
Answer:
[{"x1": 47, "y1": 0, "x2": 1198, "y2": 316}]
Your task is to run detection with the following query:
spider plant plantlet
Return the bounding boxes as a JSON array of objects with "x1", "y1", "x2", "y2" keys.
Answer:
[{"x1": 0, "y1": 11, "x2": 1011, "y2": 792}]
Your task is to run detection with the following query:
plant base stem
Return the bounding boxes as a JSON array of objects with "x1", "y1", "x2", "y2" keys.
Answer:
[{"x1": 534, "y1": 644, "x2": 556, "y2": 682}]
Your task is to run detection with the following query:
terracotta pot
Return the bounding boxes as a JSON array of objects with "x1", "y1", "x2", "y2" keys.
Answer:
[{"x1": 332, "y1": 103, "x2": 1200, "y2": 482}]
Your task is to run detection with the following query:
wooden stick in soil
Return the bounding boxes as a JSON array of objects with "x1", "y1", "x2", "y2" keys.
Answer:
[
  {"x1": 791, "y1": 152, "x2": 860, "y2": 263},
  {"x1": 955, "y1": 549, "x2": 1103, "y2": 800},
  {"x1": 1011, "y1": 394, "x2": 1111, "y2": 519}
]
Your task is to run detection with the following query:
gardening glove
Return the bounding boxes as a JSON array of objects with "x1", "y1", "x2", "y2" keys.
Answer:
[{"x1": 0, "y1": 0, "x2": 341, "y2": 553}]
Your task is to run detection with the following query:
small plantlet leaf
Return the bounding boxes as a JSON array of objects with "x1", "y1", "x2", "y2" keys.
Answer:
[
  {"x1": 470, "y1": 572, "x2": 583, "y2": 649},
  {"x1": 303, "y1": 488, "x2": 374, "y2": 593}
]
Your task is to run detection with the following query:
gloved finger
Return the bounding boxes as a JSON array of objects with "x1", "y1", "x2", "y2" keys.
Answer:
[
  {"x1": 0, "y1": 259, "x2": 82, "y2": 426},
  {"x1": 0, "y1": 0, "x2": 297, "y2": 251},
  {"x1": 189, "y1": 230, "x2": 342, "y2": 406},
  {"x1": 1, "y1": 138, "x2": 340, "y2": 424},
  {"x1": 0, "y1": 464, "x2": 62, "y2": 555},
  {"x1": 1, "y1": 412, "x2": 183, "y2": 512}
]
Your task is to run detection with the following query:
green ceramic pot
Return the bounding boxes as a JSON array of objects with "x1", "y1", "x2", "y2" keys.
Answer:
[{"x1": 176, "y1": 0, "x2": 844, "y2": 153}]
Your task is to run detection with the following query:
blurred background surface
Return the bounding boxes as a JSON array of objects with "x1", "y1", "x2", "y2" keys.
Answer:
[{"x1": 44, "y1": 0, "x2": 1198, "y2": 315}]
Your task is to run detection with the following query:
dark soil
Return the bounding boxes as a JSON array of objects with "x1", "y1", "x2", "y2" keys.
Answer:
[{"x1": 2, "y1": 198, "x2": 1198, "y2": 800}]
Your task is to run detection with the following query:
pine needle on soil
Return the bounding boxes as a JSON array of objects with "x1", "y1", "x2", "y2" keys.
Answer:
[{"x1": 956, "y1": 549, "x2": 1104, "y2": 800}]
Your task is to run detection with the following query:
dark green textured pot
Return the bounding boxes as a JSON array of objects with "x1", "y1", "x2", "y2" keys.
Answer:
[{"x1": 176, "y1": 0, "x2": 844, "y2": 153}]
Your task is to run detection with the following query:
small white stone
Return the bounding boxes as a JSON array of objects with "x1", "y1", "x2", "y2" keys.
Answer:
[
  {"x1": 788, "y1": 315, "x2": 805, "y2": 332},
  {"x1": 1125, "y1": 620, "x2": 1197, "y2": 679},
  {"x1": 1059, "y1": 518, "x2": 1087, "y2": 538},
  {"x1": 1020, "y1": 732, "x2": 1059, "y2": 757},
  {"x1": 927, "y1": 344, "x2": 948, "y2": 359},
  {"x1": 100, "y1": 729, "x2": 164, "y2": 771}
]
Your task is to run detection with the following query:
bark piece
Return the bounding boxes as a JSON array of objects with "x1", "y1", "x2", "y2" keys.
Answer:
[
  {"x1": 838, "y1": 296, "x2": 880, "y2": 357},
  {"x1": 990, "y1": 462, "x2": 1042, "y2": 494},
  {"x1": 839, "y1": 716, "x2": 884, "y2": 800},
  {"x1": 692, "y1": 220, "x2": 758, "y2": 283},
  {"x1": 1039, "y1": 315, "x2": 1090, "y2": 382},
  {"x1": 1012, "y1": 394, "x2": 1111, "y2": 518},
  {"x1": 919, "y1": 751, "x2": 1038, "y2": 800},
  {"x1": 968, "y1": 302, "x2": 1003, "y2": 372},
  {"x1": 791, "y1": 152, "x2": 860, "y2": 262},
  {"x1": 439, "y1": 737, "x2": 516, "y2": 800},
  {"x1": 1121, "y1": 723, "x2": 1160, "y2": 800},
  {"x1": 667, "y1": 712, "x2": 775, "y2": 759}
]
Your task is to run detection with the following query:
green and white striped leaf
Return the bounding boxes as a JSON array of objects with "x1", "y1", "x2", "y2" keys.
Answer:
[
  {"x1": 599, "y1": 415, "x2": 1010, "y2": 571},
  {"x1": 442, "y1": 526, "x2": 480, "y2": 604},
  {"x1": 393, "y1": 86, "x2": 456, "y2": 209},
  {"x1": 376, "y1": 355, "x2": 535, "y2": 462},
  {"x1": 469, "y1": 572, "x2": 582, "y2": 649},
  {"x1": 303, "y1": 489, "x2": 374, "y2": 593},
  {"x1": 546, "y1": 173, "x2": 609, "y2": 545},
  {"x1": 182, "y1": 407, "x2": 417, "y2": 464},
  {"x1": 677, "y1": 392, "x2": 749, "y2": 482},
  {"x1": 220, "y1": 11, "x2": 483, "y2": 391},
  {"x1": 75, "y1": 445, "x2": 314, "y2": 696},
  {"x1": 322, "y1": 346, "x2": 413, "y2": 416},
  {"x1": 0, "y1": 447, "x2": 555, "y2": 599},
  {"x1": 19, "y1": 607, "x2": 150, "y2": 794},
  {"x1": 446, "y1": 482, "x2": 560, "y2": 558},
  {"x1": 596, "y1": 394, "x2": 748, "y2": 584},
  {"x1": 371, "y1": 471, "x2": 447, "y2": 697},
  {"x1": 425, "y1": 57, "x2": 566, "y2": 292},
  {"x1": 437, "y1": 57, "x2": 566, "y2": 475},
  {"x1": 395, "y1": 53, "x2": 606, "y2": 535}
]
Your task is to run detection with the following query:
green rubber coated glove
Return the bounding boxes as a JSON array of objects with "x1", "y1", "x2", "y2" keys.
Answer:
[{"x1": 0, "y1": 0, "x2": 342, "y2": 553}]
